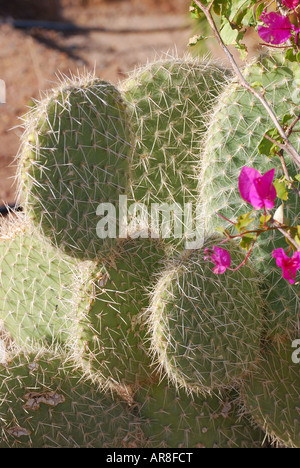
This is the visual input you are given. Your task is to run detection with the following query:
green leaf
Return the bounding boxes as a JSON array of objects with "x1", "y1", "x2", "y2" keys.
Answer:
[
  {"x1": 285, "y1": 48, "x2": 297, "y2": 63},
  {"x1": 240, "y1": 234, "x2": 256, "y2": 250},
  {"x1": 281, "y1": 113, "x2": 293, "y2": 126},
  {"x1": 259, "y1": 214, "x2": 272, "y2": 228},
  {"x1": 294, "y1": 174, "x2": 300, "y2": 182},
  {"x1": 236, "y1": 212, "x2": 255, "y2": 233},
  {"x1": 294, "y1": 226, "x2": 300, "y2": 246},
  {"x1": 215, "y1": 226, "x2": 226, "y2": 234},
  {"x1": 258, "y1": 136, "x2": 274, "y2": 156},
  {"x1": 189, "y1": 5, "x2": 200, "y2": 19},
  {"x1": 295, "y1": 225, "x2": 300, "y2": 248},
  {"x1": 273, "y1": 203, "x2": 290, "y2": 226},
  {"x1": 220, "y1": 19, "x2": 239, "y2": 45},
  {"x1": 273, "y1": 179, "x2": 289, "y2": 201},
  {"x1": 258, "y1": 128, "x2": 281, "y2": 156},
  {"x1": 241, "y1": 7, "x2": 255, "y2": 26},
  {"x1": 213, "y1": 0, "x2": 228, "y2": 16},
  {"x1": 251, "y1": 81, "x2": 263, "y2": 88},
  {"x1": 255, "y1": 2, "x2": 265, "y2": 21},
  {"x1": 226, "y1": 0, "x2": 255, "y2": 23},
  {"x1": 285, "y1": 228, "x2": 300, "y2": 250}
]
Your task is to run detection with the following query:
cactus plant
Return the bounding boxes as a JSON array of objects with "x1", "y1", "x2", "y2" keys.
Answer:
[
  {"x1": 1, "y1": 52, "x2": 299, "y2": 448},
  {"x1": 198, "y1": 54, "x2": 300, "y2": 338},
  {"x1": 148, "y1": 237, "x2": 264, "y2": 393},
  {"x1": 19, "y1": 73, "x2": 132, "y2": 260}
]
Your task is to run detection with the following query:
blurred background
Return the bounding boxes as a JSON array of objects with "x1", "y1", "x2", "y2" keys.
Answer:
[{"x1": 0, "y1": 0, "x2": 260, "y2": 209}]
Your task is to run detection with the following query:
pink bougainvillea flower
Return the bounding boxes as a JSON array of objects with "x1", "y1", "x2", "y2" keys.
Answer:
[
  {"x1": 272, "y1": 248, "x2": 300, "y2": 284},
  {"x1": 204, "y1": 246, "x2": 231, "y2": 274},
  {"x1": 282, "y1": 0, "x2": 299, "y2": 10},
  {"x1": 258, "y1": 11, "x2": 293, "y2": 44},
  {"x1": 239, "y1": 167, "x2": 277, "y2": 210}
]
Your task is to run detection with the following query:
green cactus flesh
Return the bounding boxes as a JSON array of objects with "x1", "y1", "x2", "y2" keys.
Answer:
[
  {"x1": 122, "y1": 58, "x2": 229, "y2": 248},
  {"x1": 199, "y1": 55, "x2": 300, "y2": 337},
  {"x1": 134, "y1": 381, "x2": 266, "y2": 448},
  {"x1": 76, "y1": 237, "x2": 165, "y2": 386},
  {"x1": 241, "y1": 338, "x2": 300, "y2": 448},
  {"x1": 149, "y1": 237, "x2": 263, "y2": 393},
  {"x1": 20, "y1": 74, "x2": 132, "y2": 260},
  {"x1": 0, "y1": 352, "x2": 136, "y2": 448},
  {"x1": 0, "y1": 215, "x2": 84, "y2": 347}
]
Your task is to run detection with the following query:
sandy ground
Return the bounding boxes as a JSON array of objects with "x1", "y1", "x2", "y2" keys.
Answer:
[{"x1": 0, "y1": 0, "x2": 261, "y2": 206}]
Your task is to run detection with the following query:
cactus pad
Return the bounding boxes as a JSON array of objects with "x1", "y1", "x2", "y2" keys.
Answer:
[
  {"x1": 135, "y1": 381, "x2": 265, "y2": 448},
  {"x1": 19, "y1": 74, "x2": 132, "y2": 260},
  {"x1": 0, "y1": 214, "x2": 83, "y2": 347},
  {"x1": 76, "y1": 237, "x2": 165, "y2": 386},
  {"x1": 148, "y1": 238, "x2": 263, "y2": 393},
  {"x1": 122, "y1": 58, "x2": 229, "y2": 248},
  {"x1": 242, "y1": 338, "x2": 300, "y2": 448},
  {"x1": 0, "y1": 352, "x2": 136, "y2": 448}
]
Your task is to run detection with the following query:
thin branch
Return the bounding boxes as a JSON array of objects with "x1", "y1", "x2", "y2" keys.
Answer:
[
  {"x1": 193, "y1": 0, "x2": 300, "y2": 169},
  {"x1": 287, "y1": 114, "x2": 300, "y2": 136}
]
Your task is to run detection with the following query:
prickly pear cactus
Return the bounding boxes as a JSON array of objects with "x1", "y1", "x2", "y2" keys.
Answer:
[
  {"x1": 19, "y1": 73, "x2": 132, "y2": 260},
  {"x1": 0, "y1": 352, "x2": 136, "y2": 448},
  {"x1": 198, "y1": 54, "x2": 300, "y2": 338},
  {"x1": 148, "y1": 237, "x2": 263, "y2": 393},
  {"x1": 241, "y1": 337, "x2": 300, "y2": 448},
  {"x1": 1, "y1": 53, "x2": 298, "y2": 449}
]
